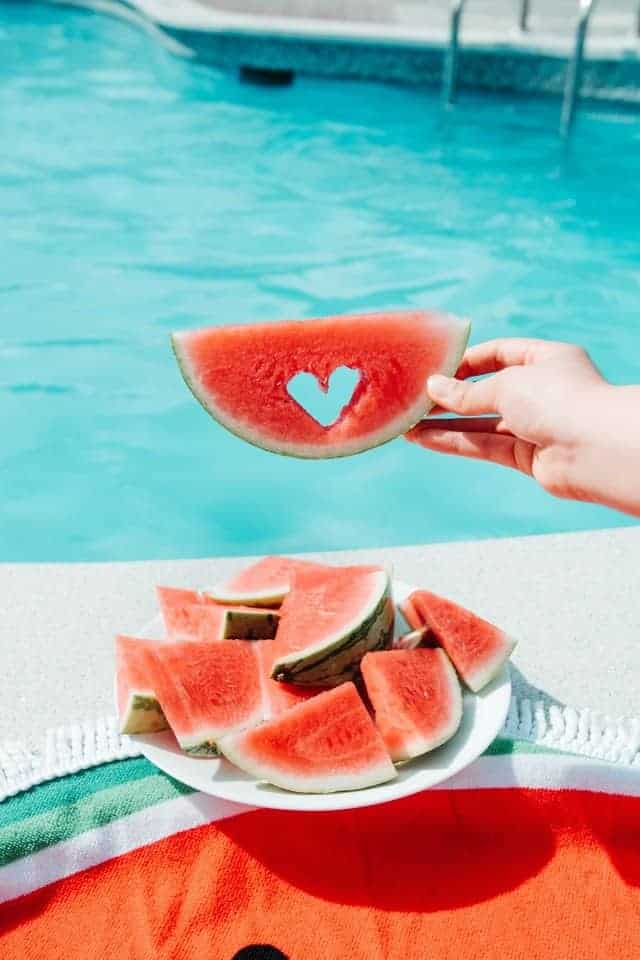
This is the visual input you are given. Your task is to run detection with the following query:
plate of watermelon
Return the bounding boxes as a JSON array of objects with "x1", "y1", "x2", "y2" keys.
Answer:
[{"x1": 116, "y1": 557, "x2": 513, "y2": 812}]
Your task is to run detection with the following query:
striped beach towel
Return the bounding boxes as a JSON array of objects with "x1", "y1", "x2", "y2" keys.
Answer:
[{"x1": 1, "y1": 698, "x2": 640, "y2": 959}]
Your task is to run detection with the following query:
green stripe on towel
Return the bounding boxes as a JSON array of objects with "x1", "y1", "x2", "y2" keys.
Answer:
[
  {"x1": 0, "y1": 757, "x2": 159, "y2": 828},
  {"x1": 0, "y1": 771, "x2": 194, "y2": 867},
  {"x1": 485, "y1": 738, "x2": 557, "y2": 756}
]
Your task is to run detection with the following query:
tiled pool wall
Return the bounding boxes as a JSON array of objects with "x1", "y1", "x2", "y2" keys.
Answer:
[
  {"x1": 167, "y1": 29, "x2": 640, "y2": 104},
  {"x1": 63, "y1": 0, "x2": 640, "y2": 105}
]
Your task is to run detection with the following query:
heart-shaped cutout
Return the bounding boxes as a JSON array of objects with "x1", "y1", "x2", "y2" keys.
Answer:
[{"x1": 287, "y1": 366, "x2": 360, "y2": 427}]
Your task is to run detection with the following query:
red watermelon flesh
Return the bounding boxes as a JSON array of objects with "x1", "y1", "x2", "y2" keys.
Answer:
[
  {"x1": 148, "y1": 639, "x2": 264, "y2": 755},
  {"x1": 116, "y1": 636, "x2": 168, "y2": 735},
  {"x1": 157, "y1": 586, "x2": 206, "y2": 638},
  {"x1": 361, "y1": 648, "x2": 462, "y2": 761},
  {"x1": 157, "y1": 586, "x2": 277, "y2": 641},
  {"x1": 270, "y1": 564, "x2": 393, "y2": 686},
  {"x1": 409, "y1": 590, "x2": 516, "y2": 692},
  {"x1": 206, "y1": 555, "x2": 326, "y2": 607},
  {"x1": 219, "y1": 682, "x2": 397, "y2": 793},
  {"x1": 171, "y1": 311, "x2": 470, "y2": 459},
  {"x1": 256, "y1": 638, "x2": 323, "y2": 718}
]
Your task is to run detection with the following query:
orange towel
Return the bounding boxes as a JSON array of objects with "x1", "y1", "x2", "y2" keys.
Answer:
[{"x1": 1, "y1": 744, "x2": 639, "y2": 959}]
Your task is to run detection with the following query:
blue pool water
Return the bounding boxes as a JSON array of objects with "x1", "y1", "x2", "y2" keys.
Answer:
[{"x1": 2, "y1": 5, "x2": 639, "y2": 562}]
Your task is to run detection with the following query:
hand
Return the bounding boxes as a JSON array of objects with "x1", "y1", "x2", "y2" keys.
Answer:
[{"x1": 406, "y1": 338, "x2": 640, "y2": 517}]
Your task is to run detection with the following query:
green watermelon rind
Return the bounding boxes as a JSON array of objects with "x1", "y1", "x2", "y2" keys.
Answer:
[
  {"x1": 120, "y1": 693, "x2": 168, "y2": 736},
  {"x1": 221, "y1": 608, "x2": 280, "y2": 640},
  {"x1": 170, "y1": 314, "x2": 471, "y2": 460},
  {"x1": 271, "y1": 572, "x2": 394, "y2": 686},
  {"x1": 183, "y1": 740, "x2": 221, "y2": 757}
]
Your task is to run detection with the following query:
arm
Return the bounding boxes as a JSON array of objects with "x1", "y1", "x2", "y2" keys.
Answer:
[{"x1": 406, "y1": 339, "x2": 640, "y2": 518}]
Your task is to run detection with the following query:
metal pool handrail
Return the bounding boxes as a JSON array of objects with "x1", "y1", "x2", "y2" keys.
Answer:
[
  {"x1": 442, "y1": 0, "x2": 540, "y2": 105},
  {"x1": 519, "y1": 0, "x2": 640, "y2": 37},
  {"x1": 443, "y1": 0, "x2": 636, "y2": 134},
  {"x1": 442, "y1": 0, "x2": 467, "y2": 105},
  {"x1": 560, "y1": 0, "x2": 598, "y2": 136}
]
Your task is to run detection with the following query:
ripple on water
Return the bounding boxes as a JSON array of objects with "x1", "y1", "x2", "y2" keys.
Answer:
[{"x1": 1, "y1": 3, "x2": 639, "y2": 561}]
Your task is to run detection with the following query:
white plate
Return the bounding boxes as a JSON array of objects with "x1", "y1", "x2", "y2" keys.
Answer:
[{"x1": 129, "y1": 579, "x2": 512, "y2": 812}]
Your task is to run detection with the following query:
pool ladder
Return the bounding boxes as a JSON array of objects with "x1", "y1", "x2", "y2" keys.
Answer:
[{"x1": 442, "y1": 0, "x2": 639, "y2": 134}]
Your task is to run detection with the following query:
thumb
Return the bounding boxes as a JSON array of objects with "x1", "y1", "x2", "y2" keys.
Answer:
[{"x1": 427, "y1": 374, "x2": 499, "y2": 416}]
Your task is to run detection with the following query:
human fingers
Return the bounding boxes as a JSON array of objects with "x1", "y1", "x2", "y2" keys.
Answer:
[
  {"x1": 410, "y1": 416, "x2": 510, "y2": 435},
  {"x1": 405, "y1": 425, "x2": 535, "y2": 476},
  {"x1": 427, "y1": 373, "x2": 500, "y2": 416},
  {"x1": 455, "y1": 338, "x2": 560, "y2": 380}
]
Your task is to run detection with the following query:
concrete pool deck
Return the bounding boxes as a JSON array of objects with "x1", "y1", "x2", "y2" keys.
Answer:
[{"x1": 2, "y1": 525, "x2": 639, "y2": 757}]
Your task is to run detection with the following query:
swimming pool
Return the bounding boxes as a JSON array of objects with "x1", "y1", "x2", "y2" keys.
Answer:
[{"x1": 2, "y1": 4, "x2": 639, "y2": 562}]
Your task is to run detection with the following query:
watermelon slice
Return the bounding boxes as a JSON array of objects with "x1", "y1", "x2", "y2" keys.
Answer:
[
  {"x1": 361, "y1": 648, "x2": 462, "y2": 761},
  {"x1": 171, "y1": 310, "x2": 470, "y2": 459},
  {"x1": 157, "y1": 586, "x2": 203, "y2": 638},
  {"x1": 408, "y1": 590, "x2": 516, "y2": 692},
  {"x1": 219, "y1": 683, "x2": 397, "y2": 793},
  {"x1": 116, "y1": 636, "x2": 168, "y2": 735},
  {"x1": 148, "y1": 639, "x2": 264, "y2": 755},
  {"x1": 157, "y1": 586, "x2": 277, "y2": 640},
  {"x1": 256, "y1": 638, "x2": 324, "y2": 718},
  {"x1": 206, "y1": 555, "x2": 324, "y2": 607},
  {"x1": 270, "y1": 565, "x2": 394, "y2": 686}
]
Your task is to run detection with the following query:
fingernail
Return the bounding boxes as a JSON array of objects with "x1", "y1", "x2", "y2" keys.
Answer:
[{"x1": 427, "y1": 374, "x2": 452, "y2": 398}]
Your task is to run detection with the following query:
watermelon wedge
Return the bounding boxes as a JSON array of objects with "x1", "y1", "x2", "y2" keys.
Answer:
[
  {"x1": 408, "y1": 590, "x2": 516, "y2": 692},
  {"x1": 171, "y1": 310, "x2": 470, "y2": 459},
  {"x1": 270, "y1": 565, "x2": 394, "y2": 686},
  {"x1": 157, "y1": 586, "x2": 203, "y2": 638},
  {"x1": 157, "y1": 586, "x2": 277, "y2": 641},
  {"x1": 361, "y1": 648, "x2": 462, "y2": 761},
  {"x1": 116, "y1": 636, "x2": 168, "y2": 735},
  {"x1": 256, "y1": 639, "x2": 324, "y2": 718},
  {"x1": 219, "y1": 682, "x2": 397, "y2": 793},
  {"x1": 148, "y1": 639, "x2": 264, "y2": 755},
  {"x1": 206, "y1": 555, "x2": 324, "y2": 607}
]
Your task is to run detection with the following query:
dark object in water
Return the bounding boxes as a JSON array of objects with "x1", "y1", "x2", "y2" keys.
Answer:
[{"x1": 239, "y1": 65, "x2": 295, "y2": 87}]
